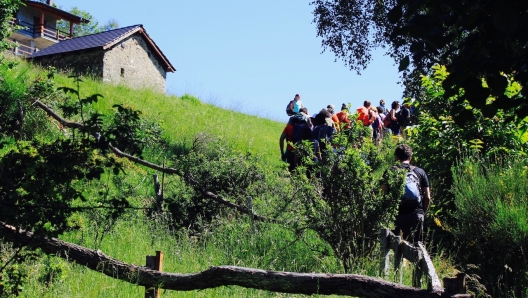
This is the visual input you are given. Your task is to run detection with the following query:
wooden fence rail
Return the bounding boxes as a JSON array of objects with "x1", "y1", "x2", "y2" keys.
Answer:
[
  {"x1": 379, "y1": 228, "x2": 470, "y2": 297},
  {"x1": 0, "y1": 221, "x2": 470, "y2": 298}
]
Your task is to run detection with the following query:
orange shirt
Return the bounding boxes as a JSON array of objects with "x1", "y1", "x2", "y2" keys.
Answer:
[
  {"x1": 336, "y1": 111, "x2": 351, "y2": 129},
  {"x1": 282, "y1": 124, "x2": 295, "y2": 151},
  {"x1": 332, "y1": 114, "x2": 340, "y2": 130}
]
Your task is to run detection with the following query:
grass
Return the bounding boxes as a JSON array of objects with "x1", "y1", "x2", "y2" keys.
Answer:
[{"x1": 53, "y1": 75, "x2": 285, "y2": 167}]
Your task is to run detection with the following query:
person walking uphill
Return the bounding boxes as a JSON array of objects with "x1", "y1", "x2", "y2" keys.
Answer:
[
  {"x1": 280, "y1": 109, "x2": 310, "y2": 171},
  {"x1": 289, "y1": 94, "x2": 304, "y2": 114},
  {"x1": 381, "y1": 144, "x2": 431, "y2": 243}
]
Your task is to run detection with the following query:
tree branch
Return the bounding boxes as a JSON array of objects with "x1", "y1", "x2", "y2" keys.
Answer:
[
  {"x1": 0, "y1": 221, "x2": 457, "y2": 298},
  {"x1": 34, "y1": 100, "x2": 277, "y2": 223}
]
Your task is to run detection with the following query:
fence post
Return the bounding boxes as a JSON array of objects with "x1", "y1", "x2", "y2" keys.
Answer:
[
  {"x1": 246, "y1": 196, "x2": 254, "y2": 232},
  {"x1": 412, "y1": 257, "x2": 423, "y2": 288},
  {"x1": 379, "y1": 228, "x2": 390, "y2": 277},
  {"x1": 391, "y1": 235, "x2": 403, "y2": 284},
  {"x1": 153, "y1": 174, "x2": 163, "y2": 212},
  {"x1": 145, "y1": 251, "x2": 164, "y2": 298}
]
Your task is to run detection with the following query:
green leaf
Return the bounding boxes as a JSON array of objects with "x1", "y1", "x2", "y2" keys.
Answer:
[
  {"x1": 398, "y1": 56, "x2": 410, "y2": 72},
  {"x1": 57, "y1": 86, "x2": 79, "y2": 96}
]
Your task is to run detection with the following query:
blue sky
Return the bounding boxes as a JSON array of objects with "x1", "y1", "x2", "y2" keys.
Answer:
[{"x1": 61, "y1": 0, "x2": 404, "y2": 121}]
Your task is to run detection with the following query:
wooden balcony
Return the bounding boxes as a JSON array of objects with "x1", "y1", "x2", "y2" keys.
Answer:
[
  {"x1": 11, "y1": 19, "x2": 72, "y2": 41},
  {"x1": 7, "y1": 39, "x2": 34, "y2": 57}
]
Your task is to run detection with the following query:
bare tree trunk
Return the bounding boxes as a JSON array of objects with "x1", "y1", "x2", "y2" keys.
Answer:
[{"x1": 0, "y1": 221, "x2": 464, "y2": 298}]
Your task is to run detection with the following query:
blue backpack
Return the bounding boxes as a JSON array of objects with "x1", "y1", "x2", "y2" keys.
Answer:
[{"x1": 401, "y1": 166, "x2": 422, "y2": 204}]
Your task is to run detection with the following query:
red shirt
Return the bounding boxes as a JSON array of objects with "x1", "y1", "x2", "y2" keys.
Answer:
[{"x1": 282, "y1": 124, "x2": 295, "y2": 151}]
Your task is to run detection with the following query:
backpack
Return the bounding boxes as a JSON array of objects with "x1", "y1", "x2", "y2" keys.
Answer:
[
  {"x1": 357, "y1": 107, "x2": 370, "y2": 126},
  {"x1": 286, "y1": 100, "x2": 294, "y2": 116},
  {"x1": 313, "y1": 125, "x2": 335, "y2": 151},
  {"x1": 291, "y1": 123, "x2": 309, "y2": 145},
  {"x1": 395, "y1": 110, "x2": 402, "y2": 125},
  {"x1": 383, "y1": 113, "x2": 392, "y2": 127},
  {"x1": 398, "y1": 107, "x2": 410, "y2": 126},
  {"x1": 401, "y1": 166, "x2": 422, "y2": 204}
]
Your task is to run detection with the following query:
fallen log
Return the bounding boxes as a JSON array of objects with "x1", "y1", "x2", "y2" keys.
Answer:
[{"x1": 0, "y1": 221, "x2": 460, "y2": 297}]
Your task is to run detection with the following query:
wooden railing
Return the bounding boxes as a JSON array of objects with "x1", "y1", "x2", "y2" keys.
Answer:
[
  {"x1": 6, "y1": 39, "x2": 34, "y2": 57},
  {"x1": 10, "y1": 19, "x2": 72, "y2": 41},
  {"x1": 379, "y1": 228, "x2": 470, "y2": 297}
]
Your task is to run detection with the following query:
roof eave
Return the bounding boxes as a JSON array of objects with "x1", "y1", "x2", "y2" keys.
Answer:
[
  {"x1": 23, "y1": 1, "x2": 89, "y2": 24},
  {"x1": 103, "y1": 25, "x2": 176, "y2": 73}
]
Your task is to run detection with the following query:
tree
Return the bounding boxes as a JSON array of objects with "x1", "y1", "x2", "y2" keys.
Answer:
[
  {"x1": 0, "y1": 0, "x2": 21, "y2": 50},
  {"x1": 56, "y1": 6, "x2": 119, "y2": 37},
  {"x1": 311, "y1": 0, "x2": 528, "y2": 124}
]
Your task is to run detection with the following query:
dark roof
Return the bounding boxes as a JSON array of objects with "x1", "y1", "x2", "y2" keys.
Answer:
[
  {"x1": 24, "y1": 1, "x2": 89, "y2": 24},
  {"x1": 30, "y1": 25, "x2": 176, "y2": 72}
]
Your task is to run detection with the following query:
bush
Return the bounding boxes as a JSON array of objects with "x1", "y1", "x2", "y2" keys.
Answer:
[
  {"x1": 451, "y1": 157, "x2": 528, "y2": 297},
  {"x1": 289, "y1": 122, "x2": 404, "y2": 272}
]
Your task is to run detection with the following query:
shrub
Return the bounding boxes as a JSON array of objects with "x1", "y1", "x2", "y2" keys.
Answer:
[
  {"x1": 289, "y1": 122, "x2": 403, "y2": 272},
  {"x1": 451, "y1": 156, "x2": 528, "y2": 297}
]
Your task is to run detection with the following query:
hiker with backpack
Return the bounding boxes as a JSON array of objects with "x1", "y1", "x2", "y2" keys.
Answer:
[
  {"x1": 312, "y1": 110, "x2": 336, "y2": 159},
  {"x1": 388, "y1": 101, "x2": 401, "y2": 135},
  {"x1": 356, "y1": 101, "x2": 376, "y2": 129},
  {"x1": 286, "y1": 94, "x2": 304, "y2": 116},
  {"x1": 381, "y1": 144, "x2": 431, "y2": 243},
  {"x1": 280, "y1": 108, "x2": 311, "y2": 171}
]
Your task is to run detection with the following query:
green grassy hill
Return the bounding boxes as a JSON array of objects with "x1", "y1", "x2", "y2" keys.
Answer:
[{"x1": 54, "y1": 75, "x2": 286, "y2": 167}]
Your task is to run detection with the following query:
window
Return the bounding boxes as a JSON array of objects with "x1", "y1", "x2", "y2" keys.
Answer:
[{"x1": 120, "y1": 68, "x2": 124, "y2": 77}]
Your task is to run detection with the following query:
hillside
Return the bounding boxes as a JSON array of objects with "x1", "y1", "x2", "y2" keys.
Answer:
[{"x1": 53, "y1": 73, "x2": 286, "y2": 167}]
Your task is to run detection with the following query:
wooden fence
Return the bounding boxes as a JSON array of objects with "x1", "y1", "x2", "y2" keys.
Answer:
[{"x1": 379, "y1": 228, "x2": 470, "y2": 297}]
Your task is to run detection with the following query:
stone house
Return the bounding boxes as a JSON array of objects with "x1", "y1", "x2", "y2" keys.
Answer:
[
  {"x1": 29, "y1": 24, "x2": 176, "y2": 93},
  {"x1": 9, "y1": 0, "x2": 88, "y2": 56}
]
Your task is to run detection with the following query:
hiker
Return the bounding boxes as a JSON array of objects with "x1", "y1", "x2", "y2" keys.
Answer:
[
  {"x1": 379, "y1": 99, "x2": 388, "y2": 115},
  {"x1": 378, "y1": 101, "x2": 390, "y2": 138},
  {"x1": 381, "y1": 144, "x2": 431, "y2": 243},
  {"x1": 313, "y1": 111, "x2": 336, "y2": 158},
  {"x1": 327, "y1": 104, "x2": 341, "y2": 131},
  {"x1": 300, "y1": 125, "x2": 323, "y2": 163},
  {"x1": 389, "y1": 101, "x2": 400, "y2": 135},
  {"x1": 336, "y1": 104, "x2": 351, "y2": 130},
  {"x1": 377, "y1": 106, "x2": 388, "y2": 140},
  {"x1": 319, "y1": 108, "x2": 337, "y2": 130},
  {"x1": 280, "y1": 108, "x2": 311, "y2": 171},
  {"x1": 398, "y1": 100, "x2": 412, "y2": 139},
  {"x1": 289, "y1": 94, "x2": 304, "y2": 114},
  {"x1": 357, "y1": 101, "x2": 376, "y2": 129},
  {"x1": 371, "y1": 106, "x2": 382, "y2": 145}
]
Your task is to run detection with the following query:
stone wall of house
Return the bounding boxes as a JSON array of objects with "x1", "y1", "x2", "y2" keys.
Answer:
[
  {"x1": 32, "y1": 50, "x2": 105, "y2": 77},
  {"x1": 103, "y1": 34, "x2": 166, "y2": 93}
]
